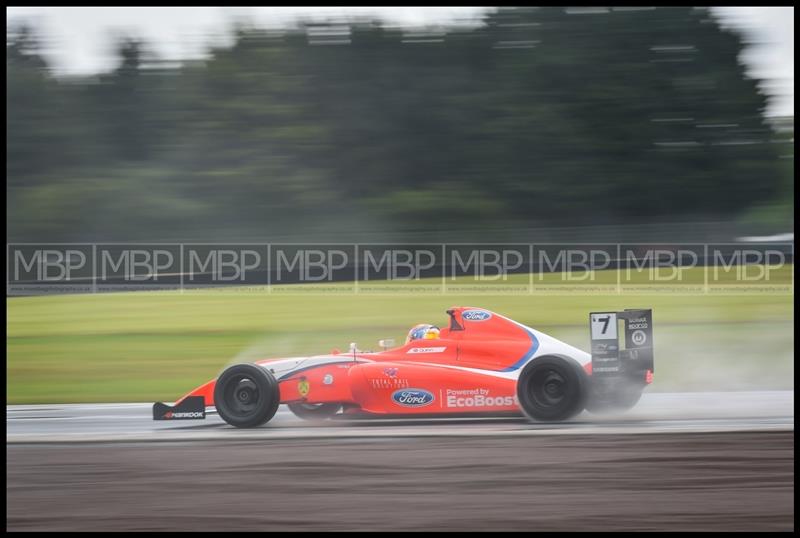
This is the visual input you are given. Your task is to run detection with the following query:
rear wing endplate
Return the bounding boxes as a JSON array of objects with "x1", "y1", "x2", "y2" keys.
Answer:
[{"x1": 589, "y1": 309, "x2": 653, "y2": 377}]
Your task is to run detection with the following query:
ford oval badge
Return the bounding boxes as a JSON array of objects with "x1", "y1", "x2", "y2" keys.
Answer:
[
  {"x1": 391, "y1": 389, "x2": 435, "y2": 408},
  {"x1": 462, "y1": 309, "x2": 492, "y2": 321}
]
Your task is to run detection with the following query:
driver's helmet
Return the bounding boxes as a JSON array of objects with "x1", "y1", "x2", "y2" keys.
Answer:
[{"x1": 406, "y1": 323, "x2": 440, "y2": 344}]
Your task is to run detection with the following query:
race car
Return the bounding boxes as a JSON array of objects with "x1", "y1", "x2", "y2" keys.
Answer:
[{"x1": 153, "y1": 306, "x2": 654, "y2": 427}]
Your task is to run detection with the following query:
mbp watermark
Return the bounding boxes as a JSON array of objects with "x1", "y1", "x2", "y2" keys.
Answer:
[
  {"x1": 358, "y1": 245, "x2": 442, "y2": 293},
  {"x1": 182, "y1": 245, "x2": 267, "y2": 288},
  {"x1": 532, "y1": 245, "x2": 617, "y2": 293},
  {"x1": 96, "y1": 245, "x2": 181, "y2": 291},
  {"x1": 8, "y1": 245, "x2": 94, "y2": 294},
  {"x1": 6, "y1": 242, "x2": 793, "y2": 296},
  {"x1": 619, "y1": 244, "x2": 705, "y2": 293},
  {"x1": 706, "y1": 244, "x2": 791, "y2": 292},
  {"x1": 270, "y1": 245, "x2": 356, "y2": 293},
  {"x1": 445, "y1": 245, "x2": 529, "y2": 294}
]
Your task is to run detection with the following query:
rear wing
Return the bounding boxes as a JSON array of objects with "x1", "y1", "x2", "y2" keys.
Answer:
[{"x1": 589, "y1": 309, "x2": 653, "y2": 379}]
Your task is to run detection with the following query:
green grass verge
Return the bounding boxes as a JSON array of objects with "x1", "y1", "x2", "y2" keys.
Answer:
[{"x1": 7, "y1": 266, "x2": 794, "y2": 403}]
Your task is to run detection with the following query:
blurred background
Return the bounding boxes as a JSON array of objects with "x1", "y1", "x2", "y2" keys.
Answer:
[{"x1": 6, "y1": 6, "x2": 794, "y2": 243}]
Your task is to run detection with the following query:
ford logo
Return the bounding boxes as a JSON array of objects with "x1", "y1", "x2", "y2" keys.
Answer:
[
  {"x1": 463, "y1": 309, "x2": 492, "y2": 321},
  {"x1": 392, "y1": 389, "x2": 435, "y2": 408}
]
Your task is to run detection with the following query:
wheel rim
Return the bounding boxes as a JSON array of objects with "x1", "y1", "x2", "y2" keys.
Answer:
[
  {"x1": 530, "y1": 367, "x2": 567, "y2": 408},
  {"x1": 222, "y1": 376, "x2": 262, "y2": 418}
]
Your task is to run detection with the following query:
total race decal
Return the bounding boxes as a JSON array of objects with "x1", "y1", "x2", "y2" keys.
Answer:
[
  {"x1": 462, "y1": 309, "x2": 492, "y2": 322},
  {"x1": 407, "y1": 347, "x2": 446, "y2": 354},
  {"x1": 371, "y1": 377, "x2": 410, "y2": 389},
  {"x1": 445, "y1": 388, "x2": 516, "y2": 408},
  {"x1": 392, "y1": 388, "x2": 435, "y2": 408}
]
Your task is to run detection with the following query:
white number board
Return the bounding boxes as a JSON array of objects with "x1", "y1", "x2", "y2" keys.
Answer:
[{"x1": 590, "y1": 312, "x2": 618, "y2": 340}]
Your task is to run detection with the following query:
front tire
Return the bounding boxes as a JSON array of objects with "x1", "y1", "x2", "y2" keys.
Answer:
[
  {"x1": 214, "y1": 363, "x2": 280, "y2": 428},
  {"x1": 287, "y1": 402, "x2": 341, "y2": 420},
  {"x1": 516, "y1": 356, "x2": 587, "y2": 422}
]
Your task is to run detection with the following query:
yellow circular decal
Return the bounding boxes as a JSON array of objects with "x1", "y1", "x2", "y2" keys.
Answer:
[{"x1": 298, "y1": 379, "x2": 310, "y2": 397}]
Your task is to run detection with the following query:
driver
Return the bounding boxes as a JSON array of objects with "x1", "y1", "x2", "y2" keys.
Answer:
[{"x1": 405, "y1": 323, "x2": 440, "y2": 344}]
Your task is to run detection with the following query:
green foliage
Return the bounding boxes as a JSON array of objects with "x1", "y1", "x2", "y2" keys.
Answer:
[{"x1": 6, "y1": 7, "x2": 790, "y2": 242}]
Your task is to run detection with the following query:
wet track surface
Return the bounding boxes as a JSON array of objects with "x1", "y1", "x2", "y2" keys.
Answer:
[
  {"x1": 6, "y1": 391, "x2": 794, "y2": 442},
  {"x1": 7, "y1": 391, "x2": 794, "y2": 531}
]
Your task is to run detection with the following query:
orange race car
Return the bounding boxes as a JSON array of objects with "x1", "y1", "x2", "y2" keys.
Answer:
[{"x1": 154, "y1": 306, "x2": 654, "y2": 427}]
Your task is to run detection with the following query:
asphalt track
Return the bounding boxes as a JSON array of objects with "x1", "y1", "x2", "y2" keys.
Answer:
[
  {"x1": 6, "y1": 391, "x2": 794, "y2": 442},
  {"x1": 6, "y1": 391, "x2": 795, "y2": 531}
]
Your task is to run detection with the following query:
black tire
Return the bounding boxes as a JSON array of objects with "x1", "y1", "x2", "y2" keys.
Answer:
[
  {"x1": 585, "y1": 381, "x2": 644, "y2": 414},
  {"x1": 287, "y1": 402, "x2": 342, "y2": 421},
  {"x1": 516, "y1": 356, "x2": 588, "y2": 422},
  {"x1": 214, "y1": 363, "x2": 280, "y2": 428}
]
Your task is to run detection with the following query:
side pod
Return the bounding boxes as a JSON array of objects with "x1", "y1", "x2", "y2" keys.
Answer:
[{"x1": 153, "y1": 395, "x2": 206, "y2": 420}]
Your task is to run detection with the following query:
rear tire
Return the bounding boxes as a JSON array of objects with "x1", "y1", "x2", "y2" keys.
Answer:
[
  {"x1": 585, "y1": 381, "x2": 644, "y2": 414},
  {"x1": 214, "y1": 363, "x2": 280, "y2": 428},
  {"x1": 516, "y1": 356, "x2": 587, "y2": 422},
  {"x1": 287, "y1": 402, "x2": 341, "y2": 420}
]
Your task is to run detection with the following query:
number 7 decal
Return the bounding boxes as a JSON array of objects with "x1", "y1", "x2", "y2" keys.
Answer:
[{"x1": 591, "y1": 312, "x2": 618, "y2": 340}]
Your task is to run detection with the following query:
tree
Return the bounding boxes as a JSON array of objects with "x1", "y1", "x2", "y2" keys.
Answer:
[{"x1": 6, "y1": 7, "x2": 788, "y2": 242}]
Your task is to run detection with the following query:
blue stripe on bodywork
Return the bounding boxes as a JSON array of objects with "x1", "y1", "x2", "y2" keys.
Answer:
[
  {"x1": 500, "y1": 324, "x2": 539, "y2": 372},
  {"x1": 275, "y1": 360, "x2": 360, "y2": 381}
]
